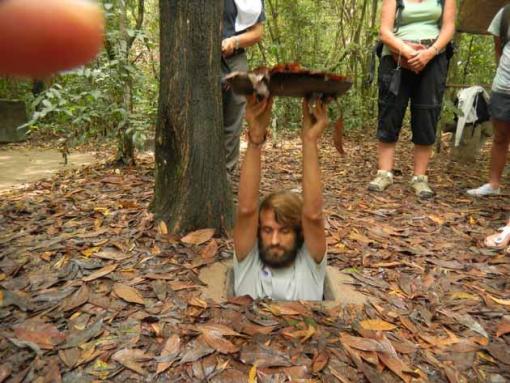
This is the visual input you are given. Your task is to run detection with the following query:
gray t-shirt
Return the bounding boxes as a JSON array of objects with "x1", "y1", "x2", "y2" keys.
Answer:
[
  {"x1": 234, "y1": 242, "x2": 326, "y2": 301},
  {"x1": 488, "y1": 8, "x2": 510, "y2": 94}
]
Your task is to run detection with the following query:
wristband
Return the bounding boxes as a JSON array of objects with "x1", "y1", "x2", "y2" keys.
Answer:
[
  {"x1": 234, "y1": 36, "x2": 240, "y2": 50},
  {"x1": 431, "y1": 45, "x2": 439, "y2": 56}
]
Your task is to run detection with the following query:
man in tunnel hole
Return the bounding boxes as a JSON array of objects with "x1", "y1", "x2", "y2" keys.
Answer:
[{"x1": 233, "y1": 95, "x2": 329, "y2": 301}]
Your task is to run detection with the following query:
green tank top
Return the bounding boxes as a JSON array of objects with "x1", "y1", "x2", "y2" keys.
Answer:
[{"x1": 383, "y1": 0, "x2": 442, "y2": 56}]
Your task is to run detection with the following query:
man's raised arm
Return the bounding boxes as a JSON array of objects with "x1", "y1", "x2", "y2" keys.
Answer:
[
  {"x1": 233, "y1": 96, "x2": 273, "y2": 261},
  {"x1": 301, "y1": 99, "x2": 328, "y2": 263}
]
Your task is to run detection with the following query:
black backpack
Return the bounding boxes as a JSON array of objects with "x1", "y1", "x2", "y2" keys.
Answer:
[
  {"x1": 500, "y1": 4, "x2": 510, "y2": 49},
  {"x1": 366, "y1": 0, "x2": 445, "y2": 85}
]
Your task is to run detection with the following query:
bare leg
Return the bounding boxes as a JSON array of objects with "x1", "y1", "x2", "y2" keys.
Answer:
[
  {"x1": 488, "y1": 119, "x2": 510, "y2": 189},
  {"x1": 413, "y1": 144, "x2": 433, "y2": 175},
  {"x1": 378, "y1": 141, "x2": 396, "y2": 171}
]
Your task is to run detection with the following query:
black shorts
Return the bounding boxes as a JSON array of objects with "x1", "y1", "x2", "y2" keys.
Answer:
[
  {"x1": 377, "y1": 53, "x2": 449, "y2": 145},
  {"x1": 489, "y1": 91, "x2": 510, "y2": 122}
]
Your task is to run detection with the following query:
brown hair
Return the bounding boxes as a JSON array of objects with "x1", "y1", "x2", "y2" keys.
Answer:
[
  {"x1": 259, "y1": 191, "x2": 304, "y2": 249},
  {"x1": 259, "y1": 191, "x2": 303, "y2": 227}
]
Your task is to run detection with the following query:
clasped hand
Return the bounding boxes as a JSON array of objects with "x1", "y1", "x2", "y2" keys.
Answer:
[
  {"x1": 407, "y1": 48, "x2": 435, "y2": 73},
  {"x1": 398, "y1": 42, "x2": 435, "y2": 74}
]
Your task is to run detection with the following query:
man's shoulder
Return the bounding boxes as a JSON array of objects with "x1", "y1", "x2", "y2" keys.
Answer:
[
  {"x1": 234, "y1": 243, "x2": 261, "y2": 268},
  {"x1": 295, "y1": 244, "x2": 327, "y2": 266}
]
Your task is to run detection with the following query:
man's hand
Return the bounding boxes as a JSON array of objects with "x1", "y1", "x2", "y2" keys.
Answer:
[
  {"x1": 246, "y1": 95, "x2": 273, "y2": 144},
  {"x1": 302, "y1": 98, "x2": 329, "y2": 142},
  {"x1": 222, "y1": 37, "x2": 238, "y2": 57}
]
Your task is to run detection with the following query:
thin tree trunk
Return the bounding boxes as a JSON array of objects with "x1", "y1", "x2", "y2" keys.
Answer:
[{"x1": 116, "y1": 0, "x2": 135, "y2": 165}]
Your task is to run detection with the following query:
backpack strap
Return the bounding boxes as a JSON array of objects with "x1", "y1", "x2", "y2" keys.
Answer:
[
  {"x1": 394, "y1": 0, "x2": 405, "y2": 33},
  {"x1": 501, "y1": 4, "x2": 510, "y2": 49},
  {"x1": 438, "y1": 0, "x2": 444, "y2": 28}
]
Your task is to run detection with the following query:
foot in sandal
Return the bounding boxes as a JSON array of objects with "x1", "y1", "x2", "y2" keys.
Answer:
[{"x1": 485, "y1": 226, "x2": 510, "y2": 249}]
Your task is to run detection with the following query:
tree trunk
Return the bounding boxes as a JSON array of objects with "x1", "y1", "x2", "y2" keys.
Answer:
[
  {"x1": 153, "y1": 0, "x2": 233, "y2": 235},
  {"x1": 115, "y1": 0, "x2": 135, "y2": 165}
]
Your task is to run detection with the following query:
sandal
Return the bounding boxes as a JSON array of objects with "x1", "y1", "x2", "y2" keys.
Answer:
[{"x1": 484, "y1": 226, "x2": 510, "y2": 249}]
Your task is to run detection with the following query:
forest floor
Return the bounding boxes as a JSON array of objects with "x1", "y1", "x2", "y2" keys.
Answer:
[{"x1": 0, "y1": 130, "x2": 509, "y2": 383}]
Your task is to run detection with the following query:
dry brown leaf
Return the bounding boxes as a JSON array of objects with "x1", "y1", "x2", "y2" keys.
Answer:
[
  {"x1": 82, "y1": 263, "x2": 117, "y2": 282},
  {"x1": 282, "y1": 325, "x2": 315, "y2": 343},
  {"x1": 241, "y1": 323, "x2": 275, "y2": 336},
  {"x1": 189, "y1": 297, "x2": 208, "y2": 309},
  {"x1": 486, "y1": 343, "x2": 510, "y2": 365},
  {"x1": 81, "y1": 247, "x2": 100, "y2": 257},
  {"x1": 348, "y1": 230, "x2": 372, "y2": 245},
  {"x1": 61, "y1": 284, "x2": 89, "y2": 312},
  {"x1": 200, "y1": 239, "x2": 218, "y2": 259},
  {"x1": 376, "y1": 334, "x2": 415, "y2": 383},
  {"x1": 201, "y1": 329, "x2": 239, "y2": 354},
  {"x1": 263, "y1": 301, "x2": 309, "y2": 316},
  {"x1": 156, "y1": 335, "x2": 181, "y2": 374},
  {"x1": 181, "y1": 228, "x2": 215, "y2": 245},
  {"x1": 0, "y1": 364, "x2": 12, "y2": 382},
  {"x1": 496, "y1": 319, "x2": 510, "y2": 337},
  {"x1": 360, "y1": 319, "x2": 397, "y2": 331},
  {"x1": 112, "y1": 348, "x2": 152, "y2": 375},
  {"x1": 449, "y1": 291, "x2": 479, "y2": 300},
  {"x1": 112, "y1": 283, "x2": 145, "y2": 305},
  {"x1": 428, "y1": 214, "x2": 445, "y2": 225},
  {"x1": 339, "y1": 333, "x2": 385, "y2": 352},
  {"x1": 14, "y1": 320, "x2": 65, "y2": 350},
  {"x1": 487, "y1": 294, "x2": 510, "y2": 306},
  {"x1": 158, "y1": 221, "x2": 168, "y2": 235},
  {"x1": 311, "y1": 350, "x2": 329, "y2": 372},
  {"x1": 198, "y1": 323, "x2": 243, "y2": 337},
  {"x1": 169, "y1": 281, "x2": 199, "y2": 291}
]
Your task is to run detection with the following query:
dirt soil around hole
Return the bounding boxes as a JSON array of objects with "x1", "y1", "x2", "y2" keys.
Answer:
[
  {"x1": 199, "y1": 260, "x2": 369, "y2": 306},
  {"x1": 0, "y1": 149, "x2": 96, "y2": 193}
]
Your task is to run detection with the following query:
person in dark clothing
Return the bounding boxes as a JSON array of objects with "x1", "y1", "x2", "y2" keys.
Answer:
[{"x1": 222, "y1": 0, "x2": 265, "y2": 176}]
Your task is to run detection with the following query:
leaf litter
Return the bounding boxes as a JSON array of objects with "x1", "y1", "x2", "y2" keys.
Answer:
[{"x1": 0, "y1": 134, "x2": 509, "y2": 382}]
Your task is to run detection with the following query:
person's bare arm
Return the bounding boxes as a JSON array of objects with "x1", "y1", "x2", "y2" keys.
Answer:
[
  {"x1": 379, "y1": 0, "x2": 418, "y2": 60},
  {"x1": 495, "y1": 36, "x2": 503, "y2": 65},
  {"x1": 222, "y1": 23, "x2": 264, "y2": 57},
  {"x1": 301, "y1": 99, "x2": 327, "y2": 263},
  {"x1": 407, "y1": 0, "x2": 456, "y2": 72},
  {"x1": 233, "y1": 96, "x2": 273, "y2": 262}
]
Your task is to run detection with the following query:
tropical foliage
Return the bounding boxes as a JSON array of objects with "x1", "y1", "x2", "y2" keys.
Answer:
[{"x1": 0, "y1": 0, "x2": 497, "y2": 147}]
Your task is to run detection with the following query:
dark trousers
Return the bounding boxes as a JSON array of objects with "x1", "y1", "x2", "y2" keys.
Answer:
[
  {"x1": 377, "y1": 53, "x2": 449, "y2": 145},
  {"x1": 222, "y1": 52, "x2": 249, "y2": 175}
]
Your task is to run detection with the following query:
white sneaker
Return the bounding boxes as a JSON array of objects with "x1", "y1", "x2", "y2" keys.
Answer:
[{"x1": 467, "y1": 183, "x2": 501, "y2": 197}]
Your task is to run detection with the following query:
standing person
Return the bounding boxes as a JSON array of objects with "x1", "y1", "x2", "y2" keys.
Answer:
[
  {"x1": 368, "y1": 0, "x2": 456, "y2": 198},
  {"x1": 222, "y1": 0, "x2": 265, "y2": 176},
  {"x1": 467, "y1": 5, "x2": 510, "y2": 197},
  {"x1": 233, "y1": 96, "x2": 328, "y2": 300}
]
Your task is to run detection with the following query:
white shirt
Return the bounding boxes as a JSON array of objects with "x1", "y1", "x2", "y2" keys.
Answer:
[
  {"x1": 488, "y1": 8, "x2": 510, "y2": 94},
  {"x1": 233, "y1": 242, "x2": 326, "y2": 301}
]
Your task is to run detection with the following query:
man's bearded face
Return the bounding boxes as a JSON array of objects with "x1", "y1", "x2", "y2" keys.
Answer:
[{"x1": 258, "y1": 208, "x2": 299, "y2": 269}]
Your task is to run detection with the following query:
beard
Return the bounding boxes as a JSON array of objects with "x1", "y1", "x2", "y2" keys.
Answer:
[{"x1": 258, "y1": 241, "x2": 299, "y2": 269}]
